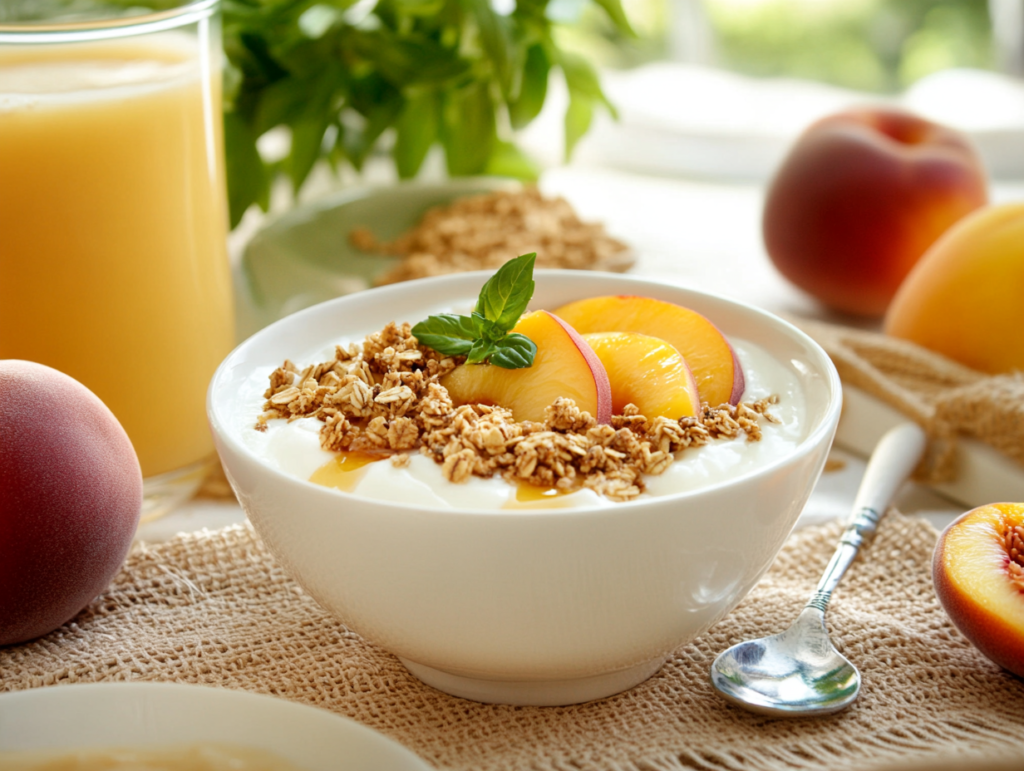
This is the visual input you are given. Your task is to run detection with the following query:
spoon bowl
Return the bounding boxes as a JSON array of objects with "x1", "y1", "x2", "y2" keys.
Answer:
[{"x1": 711, "y1": 606, "x2": 859, "y2": 716}]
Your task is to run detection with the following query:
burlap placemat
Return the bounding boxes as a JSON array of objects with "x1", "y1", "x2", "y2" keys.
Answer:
[{"x1": 3, "y1": 512, "x2": 1023, "y2": 770}]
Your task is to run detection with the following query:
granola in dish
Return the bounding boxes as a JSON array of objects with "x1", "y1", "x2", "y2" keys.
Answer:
[
  {"x1": 256, "y1": 323, "x2": 779, "y2": 502},
  {"x1": 349, "y1": 188, "x2": 634, "y2": 286}
]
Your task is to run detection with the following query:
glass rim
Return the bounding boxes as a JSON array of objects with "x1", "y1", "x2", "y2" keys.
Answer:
[{"x1": 0, "y1": 0, "x2": 217, "y2": 43}]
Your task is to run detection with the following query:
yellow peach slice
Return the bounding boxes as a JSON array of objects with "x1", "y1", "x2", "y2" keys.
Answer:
[
  {"x1": 933, "y1": 502, "x2": 1024, "y2": 677},
  {"x1": 552, "y1": 295, "x2": 744, "y2": 407},
  {"x1": 582, "y1": 332, "x2": 700, "y2": 419},
  {"x1": 440, "y1": 311, "x2": 612, "y2": 424}
]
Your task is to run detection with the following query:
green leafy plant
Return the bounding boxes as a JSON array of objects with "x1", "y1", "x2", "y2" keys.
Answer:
[
  {"x1": 74, "y1": 0, "x2": 630, "y2": 227},
  {"x1": 221, "y1": 0, "x2": 632, "y2": 226},
  {"x1": 412, "y1": 252, "x2": 538, "y2": 368}
]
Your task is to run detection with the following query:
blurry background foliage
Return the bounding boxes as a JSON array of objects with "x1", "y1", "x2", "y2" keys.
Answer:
[
  {"x1": 584, "y1": 0, "x2": 993, "y2": 92},
  {"x1": 217, "y1": 0, "x2": 633, "y2": 226},
  {"x1": 705, "y1": 0, "x2": 992, "y2": 91},
  {"x1": 2, "y1": 0, "x2": 998, "y2": 225}
]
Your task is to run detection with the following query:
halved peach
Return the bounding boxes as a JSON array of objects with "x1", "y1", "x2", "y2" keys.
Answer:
[
  {"x1": 933, "y1": 502, "x2": 1024, "y2": 677},
  {"x1": 552, "y1": 295, "x2": 744, "y2": 407},
  {"x1": 582, "y1": 332, "x2": 700, "y2": 419},
  {"x1": 440, "y1": 311, "x2": 612, "y2": 424}
]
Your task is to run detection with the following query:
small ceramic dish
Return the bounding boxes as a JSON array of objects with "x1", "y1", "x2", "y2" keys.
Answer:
[
  {"x1": 208, "y1": 270, "x2": 842, "y2": 706},
  {"x1": 239, "y1": 179, "x2": 634, "y2": 333},
  {"x1": 242, "y1": 179, "x2": 517, "y2": 327},
  {"x1": 0, "y1": 682, "x2": 430, "y2": 770}
]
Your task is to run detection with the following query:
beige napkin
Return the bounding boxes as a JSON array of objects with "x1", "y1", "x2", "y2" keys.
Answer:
[{"x1": 789, "y1": 317, "x2": 1024, "y2": 484}]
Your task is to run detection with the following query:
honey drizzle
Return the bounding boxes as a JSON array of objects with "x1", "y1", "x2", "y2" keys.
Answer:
[
  {"x1": 310, "y1": 454, "x2": 585, "y2": 506},
  {"x1": 309, "y1": 451, "x2": 384, "y2": 492},
  {"x1": 502, "y1": 482, "x2": 576, "y2": 510}
]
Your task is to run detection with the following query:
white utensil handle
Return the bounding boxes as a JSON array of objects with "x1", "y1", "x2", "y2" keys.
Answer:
[
  {"x1": 807, "y1": 422, "x2": 927, "y2": 611},
  {"x1": 850, "y1": 421, "x2": 928, "y2": 531}
]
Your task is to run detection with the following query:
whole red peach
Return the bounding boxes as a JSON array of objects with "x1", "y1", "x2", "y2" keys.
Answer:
[
  {"x1": 763, "y1": 107, "x2": 988, "y2": 318},
  {"x1": 933, "y1": 502, "x2": 1024, "y2": 678},
  {"x1": 0, "y1": 360, "x2": 142, "y2": 646}
]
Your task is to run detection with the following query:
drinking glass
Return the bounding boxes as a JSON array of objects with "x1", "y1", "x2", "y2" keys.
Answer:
[{"x1": 0, "y1": 0, "x2": 234, "y2": 520}]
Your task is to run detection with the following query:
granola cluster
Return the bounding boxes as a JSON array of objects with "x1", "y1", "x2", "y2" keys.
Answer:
[
  {"x1": 257, "y1": 323, "x2": 780, "y2": 502},
  {"x1": 350, "y1": 188, "x2": 634, "y2": 286}
]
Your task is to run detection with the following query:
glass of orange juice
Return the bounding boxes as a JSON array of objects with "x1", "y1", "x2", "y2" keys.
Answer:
[{"x1": 0, "y1": 1, "x2": 235, "y2": 521}]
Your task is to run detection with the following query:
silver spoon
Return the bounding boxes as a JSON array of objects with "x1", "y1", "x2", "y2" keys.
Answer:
[{"x1": 710, "y1": 421, "x2": 927, "y2": 717}]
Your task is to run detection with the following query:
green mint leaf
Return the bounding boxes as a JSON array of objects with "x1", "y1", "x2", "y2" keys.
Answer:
[
  {"x1": 412, "y1": 255, "x2": 538, "y2": 369},
  {"x1": 413, "y1": 313, "x2": 478, "y2": 340},
  {"x1": 472, "y1": 311, "x2": 504, "y2": 343},
  {"x1": 414, "y1": 336, "x2": 474, "y2": 357},
  {"x1": 412, "y1": 314, "x2": 477, "y2": 356},
  {"x1": 488, "y1": 333, "x2": 537, "y2": 369},
  {"x1": 466, "y1": 338, "x2": 496, "y2": 365},
  {"x1": 476, "y1": 252, "x2": 536, "y2": 332}
]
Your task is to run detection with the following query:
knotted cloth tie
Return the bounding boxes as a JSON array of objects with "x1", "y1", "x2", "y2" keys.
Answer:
[{"x1": 787, "y1": 316, "x2": 1024, "y2": 484}]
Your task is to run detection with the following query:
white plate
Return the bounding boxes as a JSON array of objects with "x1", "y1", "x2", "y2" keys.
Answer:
[{"x1": 0, "y1": 683, "x2": 431, "y2": 770}]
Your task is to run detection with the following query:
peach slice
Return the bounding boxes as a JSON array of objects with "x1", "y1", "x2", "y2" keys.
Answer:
[
  {"x1": 933, "y1": 502, "x2": 1024, "y2": 677},
  {"x1": 440, "y1": 311, "x2": 612, "y2": 424},
  {"x1": 582, "y1": 332, "x2": 700, "y2": 419},
  {"x1": 552, "y1": 295, "x2": 744, "y2": 407}
]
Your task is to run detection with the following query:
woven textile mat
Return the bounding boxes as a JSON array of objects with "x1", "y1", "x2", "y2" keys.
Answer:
[
  {"x1": 2, "y1": 512, "x2": 1023, "y2": 770},
  {"x1": 786, "y1": 316, "x2": 1024, "y2": 484}
]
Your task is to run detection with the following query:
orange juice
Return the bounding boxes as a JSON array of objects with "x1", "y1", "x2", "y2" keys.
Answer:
[{"x1": 0, "y1": 34, "x2": 234, "y2": 479}]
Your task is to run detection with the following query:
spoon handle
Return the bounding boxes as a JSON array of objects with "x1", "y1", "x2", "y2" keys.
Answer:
[{"x1": 806, "y1": 422, "x2": 927, "y2": 612}]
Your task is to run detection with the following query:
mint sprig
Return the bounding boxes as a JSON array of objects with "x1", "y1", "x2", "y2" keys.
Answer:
[
  {"x1": 410, "y1": 314, "x2": 478, "y2": 357},
  {"x1": 476, "y1": 252, "x2": 536, "y2": 330},
  {"x1": 412, "y1": 253, "x2": 538, "y2": 369}
]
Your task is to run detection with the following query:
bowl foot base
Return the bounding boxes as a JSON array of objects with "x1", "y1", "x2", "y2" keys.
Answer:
[{"x1": 398, "y1": 656, "x2": 667, "y2": 706}]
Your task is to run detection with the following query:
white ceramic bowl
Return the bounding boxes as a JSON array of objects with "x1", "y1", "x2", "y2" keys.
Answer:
[
  {"x1": 209, "y1": 271, "x2": 842, "y2": 706},
  {"x1": 0, "y1": 683, "x2": 430, "y2": 770}
]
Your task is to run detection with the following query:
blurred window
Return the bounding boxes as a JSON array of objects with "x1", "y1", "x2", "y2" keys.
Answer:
[{"x1": 578, "y1": 0, "x2": 1023, "y2": 88}]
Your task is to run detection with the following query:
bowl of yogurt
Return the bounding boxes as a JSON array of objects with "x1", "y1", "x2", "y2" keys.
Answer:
[{"x1": 208, "y1": 270, "x2": 842, "y2": 706}]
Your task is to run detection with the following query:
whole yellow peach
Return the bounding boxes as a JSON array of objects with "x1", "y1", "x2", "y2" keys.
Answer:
[{"x1": 884, "y1": 202, "x2": 1024, "y2": 374}]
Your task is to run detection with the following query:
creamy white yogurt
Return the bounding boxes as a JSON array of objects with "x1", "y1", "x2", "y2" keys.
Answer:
[{"x1": 236, "y1": 334, "x2": 806, "y2": 510}]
